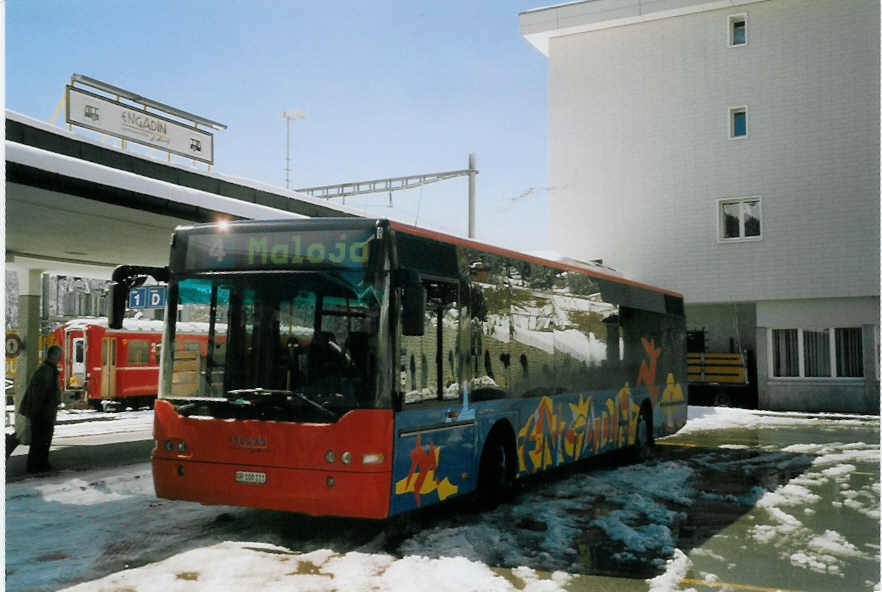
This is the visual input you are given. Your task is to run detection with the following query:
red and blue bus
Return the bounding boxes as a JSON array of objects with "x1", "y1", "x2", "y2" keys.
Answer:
[{"x1": 110, "y1": 218, "x2": 686, "y2": 518}]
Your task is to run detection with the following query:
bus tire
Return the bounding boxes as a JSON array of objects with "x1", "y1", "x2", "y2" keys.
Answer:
[
  {"x1": 475, "y1": 426, "x2": 516, "y2": 511},
  {"x1": 631, "y1": 404, "x2": 653, "y2": 463}
]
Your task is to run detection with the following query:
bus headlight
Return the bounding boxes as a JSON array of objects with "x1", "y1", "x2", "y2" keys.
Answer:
[
  {"x1": 362, "y1": 453, "x2": 385, "y2": 465},
  {"x1": 324, "y1": 450, "x2": 336, "y2": 464},
  {"x1": 177, "y1": 441, "x2": 188, "y2": 453},
  {"x1": 341, "y1": 451, "x2": 352, "y2": 465},
  {"x1": 164, "y1": 440, "x2": 174, "y2": 453}
]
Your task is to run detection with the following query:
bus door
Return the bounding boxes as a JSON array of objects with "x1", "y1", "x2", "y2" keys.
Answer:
[
  {"x1": 390, "y1": 279, "x2": 475, "y2": 515},
  {"x1": 69, "y1": 337, "x2": 86, "y2": 389},
  {"x1": 101, "y1": 337, "x2": 117, "y2": 397}
]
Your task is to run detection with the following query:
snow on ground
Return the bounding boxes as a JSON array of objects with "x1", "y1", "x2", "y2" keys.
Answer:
[
  {"x1": 5, "y1": 406, "x2": 879, "y2": 591},
  {"x1": 681, "y1": 405, "x2": 879, "y2": 434},
  {"x1": 54, "y1": 409, "x2": 154, "y2": 438},
  {"x1": 6, "y1": 408, "x2": 154, "y2": 440}
]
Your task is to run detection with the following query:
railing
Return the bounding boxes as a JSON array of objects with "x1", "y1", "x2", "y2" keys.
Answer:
[{"x1": 687, "y1": 352, "x2": 748, "y2": 385}]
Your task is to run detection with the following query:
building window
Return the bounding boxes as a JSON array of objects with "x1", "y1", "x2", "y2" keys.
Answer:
[
  {"x1": 730, "y1": 106, "x2": 748, "y2": 138},
  {"x1": 729, "y1": 14, "x2": 747, "y2": 47},
  {"x1": 835, "y1": 328, "x2": 864, "y2": 377},
  {"x1": 772, "y1": 329, "x2": 799, "y2": 377},
  {"x1": 803, "y1": 329, "x2": 830, "y2": 377},
  {"x1": 718, "y1": 197, "x2": 761, "y2": 241},
  {"x1": 771, "y1": 328, "x2": 864, "y2": 378}
]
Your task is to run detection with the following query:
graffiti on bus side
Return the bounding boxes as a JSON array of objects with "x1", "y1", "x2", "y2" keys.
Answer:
[
  {"x1": 394, "y1": 434, "x2": 459, "y2": 507},
  {"x1": 516, "y1": 386, "x2": 642, "y2": 474},
  {"x1": 516, "y1": 337, "x2": 682, "y2": 475},
  {"x1": 660, "y1": 373, "x2": 685, "y2": 430},
  {"x1": 635, "y1": 337, "x2": 662, "y2": 408}
]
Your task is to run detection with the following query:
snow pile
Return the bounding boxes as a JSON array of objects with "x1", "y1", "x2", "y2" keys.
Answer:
[
  {"x1": 646, "y1": 549, "x2": 695, "y2": 592},
  {"x1": 59, "y1": 541, "x2": 570, "y2": 592},
  {"x1": 680, "y1": 406, "x2": 873, "y2": 434},
  {"x1": 398, "y1": 460, "x2": 696, "y2": 574}
]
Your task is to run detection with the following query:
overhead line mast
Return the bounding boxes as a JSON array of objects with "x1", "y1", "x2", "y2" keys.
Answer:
[{"x1": 295, "y1": 153, "x2": 478, "y2": 238}]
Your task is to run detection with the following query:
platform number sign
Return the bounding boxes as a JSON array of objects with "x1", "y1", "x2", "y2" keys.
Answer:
[{"x1": 129, "y1": 286, "x2": 167, "y2": 309}]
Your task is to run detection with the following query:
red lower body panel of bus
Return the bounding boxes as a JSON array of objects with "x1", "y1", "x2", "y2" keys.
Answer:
[{"x1": 152, "y1": 399, "x2": 394, "y2": 519}]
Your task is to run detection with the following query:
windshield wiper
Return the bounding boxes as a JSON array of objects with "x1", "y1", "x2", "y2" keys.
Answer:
[{"x1": 226, "y1": 388, "x2": 337, "y2": 419}]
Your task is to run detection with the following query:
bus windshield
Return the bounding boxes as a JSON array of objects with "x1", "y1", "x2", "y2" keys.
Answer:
[{"x1": 167, "y1": 270, "x2": 383, "y2": 420}]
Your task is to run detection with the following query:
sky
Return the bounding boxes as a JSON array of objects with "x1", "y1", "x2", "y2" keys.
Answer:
[{"x1": 5, "y1": 0, "x2": 558, "y2": 253}]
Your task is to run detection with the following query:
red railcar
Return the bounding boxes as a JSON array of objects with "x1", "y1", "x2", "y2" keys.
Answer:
[{"x1": 54, "y1": 319, "x2": 210, "y2": 409}]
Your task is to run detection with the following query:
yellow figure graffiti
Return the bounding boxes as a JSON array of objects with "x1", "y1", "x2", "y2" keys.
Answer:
[
  {"x1": 604, "y1": 398, "x2": 616, "y2": 447},
  {"x1": 564, "y1": 394, "x2": 593, "y2": 460},
  {"x1": 614, "y1": 383, "x2": 639, "y2": 447},
  {"x1": 660, "y1": 373, "x2": 685, "y2": 430}
]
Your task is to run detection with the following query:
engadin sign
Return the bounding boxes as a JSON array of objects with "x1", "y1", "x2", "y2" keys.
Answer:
[{"x1": 66, "y1": 85, "x2": 214, "y2": 164}]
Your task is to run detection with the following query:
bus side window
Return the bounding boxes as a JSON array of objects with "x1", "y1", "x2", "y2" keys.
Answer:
[
  {"x1": 400, "y1": 285, "x2": 436, "y2": 404},
  {"x1": 440, "y1": 300, "x2": 459, "y2": 400}
]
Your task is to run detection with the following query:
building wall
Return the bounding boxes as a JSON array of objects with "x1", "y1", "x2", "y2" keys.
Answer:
[
  {"x1": 547, "y1": 0, "x2": 880, "y2": 304},
  {"x1": 756, "y1": 297, "x2": 879, "y2": 413},
  {"x1": 685, "y1": 302, "x2": 756, "y2": 353}
]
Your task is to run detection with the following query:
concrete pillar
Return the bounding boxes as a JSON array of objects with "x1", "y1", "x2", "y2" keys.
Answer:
[
  {"x1": 14, "y1": 269, "x2": 43, "y2": 437},
  {"x1": 755, "y1": 326, "x2": 770, "y2": 410},
  {"x1": 862, "y1": 323, "x2": 879, "y2": 414}
]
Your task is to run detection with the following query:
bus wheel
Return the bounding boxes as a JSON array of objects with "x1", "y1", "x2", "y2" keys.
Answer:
[
  {"x1": 631, "y1": 405, "x2": 653, "y2": 463},
  {"x1": 476, "y1": 429, "x2": 516, "y2": 511}
]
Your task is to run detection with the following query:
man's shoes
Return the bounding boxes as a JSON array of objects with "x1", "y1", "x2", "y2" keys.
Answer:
[{"x1": 26, "y1": 464, "x2": 53, "y2": 474}]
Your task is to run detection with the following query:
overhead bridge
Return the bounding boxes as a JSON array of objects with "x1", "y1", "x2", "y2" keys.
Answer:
[{"x1": 4, "y1": 109, "x2": 362, "y2": 413}]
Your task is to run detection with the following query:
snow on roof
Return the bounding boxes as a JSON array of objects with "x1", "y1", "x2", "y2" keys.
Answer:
[
  {"x1": 7, "y1": 140, "x2": 303, "y2": 221},
  {"x1": 61, "y1": 317, "x2": 217, "y2": 334},
  {"x1": 5, "y1": 109, "x2": 369, "y2": 220}
]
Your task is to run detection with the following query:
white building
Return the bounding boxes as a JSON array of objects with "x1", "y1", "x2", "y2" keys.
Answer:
[{"x1": 520, "y1": 0, "x2": 879, "y2": 413}]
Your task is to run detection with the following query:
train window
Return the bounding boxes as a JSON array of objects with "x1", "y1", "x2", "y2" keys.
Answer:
[
  {"x1": 177, "y1": 341, "x2": 202, "y2": 353},
  {"x1": 74, "y1": 340, "x2": 85, "y2": 363},
  {"x1": 183, "y1": 342, "x2": 202, "y2": 353},
  {"x1": 127, "y1": 340, "x2": 150, "y2": 365}
]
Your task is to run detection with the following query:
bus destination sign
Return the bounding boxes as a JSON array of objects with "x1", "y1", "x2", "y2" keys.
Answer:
[{"x1": 184, "y1": 228, "x2": 375, "y2": 271}]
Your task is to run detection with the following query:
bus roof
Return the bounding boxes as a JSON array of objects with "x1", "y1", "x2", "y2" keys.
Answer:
[
  {"x1": 388, "y1": 220, "x2": 683, "y2": 299},
  {"x1": 172, "y1": 218, "x2": 682, "y2": 299}
]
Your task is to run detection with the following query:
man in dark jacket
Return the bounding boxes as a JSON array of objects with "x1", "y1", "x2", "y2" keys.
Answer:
[{"x1": 19, "y1": 345, "x2": 62, "y2": 473}]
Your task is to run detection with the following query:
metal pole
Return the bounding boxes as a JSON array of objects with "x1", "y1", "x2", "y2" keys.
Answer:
[
  {"x1": 285, "y1": 118, "x2": 291, "y2": 190},
  {"x1": 468, "y1": 153, "x2": 476, "y2": 238}
]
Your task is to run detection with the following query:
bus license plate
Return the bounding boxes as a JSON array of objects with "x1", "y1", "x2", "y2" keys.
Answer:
[{"x1": 235, "y1": 470, "x2": 266, "y2": 485}]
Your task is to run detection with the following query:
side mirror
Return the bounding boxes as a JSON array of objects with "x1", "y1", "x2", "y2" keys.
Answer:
[{"x1": 402, "y1": 280, "x2": 425, "y2": 336}]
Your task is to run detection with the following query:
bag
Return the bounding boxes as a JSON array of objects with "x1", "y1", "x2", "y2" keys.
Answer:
[{"x1": 16, "y1": 417, "x2": 31, "y2": 446}]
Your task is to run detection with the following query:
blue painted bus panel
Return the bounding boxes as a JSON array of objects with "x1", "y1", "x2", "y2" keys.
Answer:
[
  {"x1": 390, "y1": 404, "x2": 476, "y2": 516},
  {"x1": 388, "y1": 373, "x2": 687, "y2": 514}
]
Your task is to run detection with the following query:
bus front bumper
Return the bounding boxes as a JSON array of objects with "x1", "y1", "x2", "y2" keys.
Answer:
[{"x1": 152, "y1": 457, "x2": 391, "y2": 519}]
